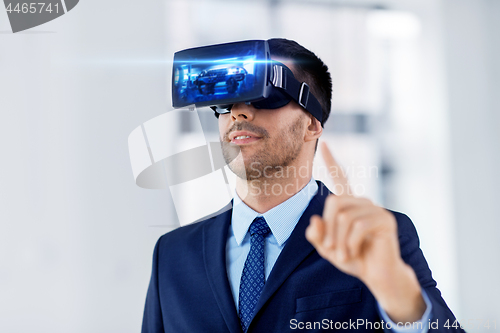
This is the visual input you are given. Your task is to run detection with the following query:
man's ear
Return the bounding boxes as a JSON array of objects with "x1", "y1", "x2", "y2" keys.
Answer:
[{"x1": 304, "y1": 114, "x2": 323, "y2": 143}]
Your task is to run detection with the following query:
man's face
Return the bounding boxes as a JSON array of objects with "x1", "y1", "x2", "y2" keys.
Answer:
[{"x1": 218, "y1": 101, "x2": 308, "y2": 180}]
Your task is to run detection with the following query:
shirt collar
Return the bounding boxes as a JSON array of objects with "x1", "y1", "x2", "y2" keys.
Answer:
[{"x1": 231, "y1": 178, "x2": 318, "y2": 246}]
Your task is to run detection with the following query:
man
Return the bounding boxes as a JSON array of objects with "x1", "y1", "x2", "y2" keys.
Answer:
[{"x1": 142, "y1": 38, "x2": 462, "y2": 332}]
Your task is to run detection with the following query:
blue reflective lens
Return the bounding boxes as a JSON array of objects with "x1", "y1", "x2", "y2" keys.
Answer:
[{"x1": 172, "y1": 40, "x2": 271, "y2": 108}]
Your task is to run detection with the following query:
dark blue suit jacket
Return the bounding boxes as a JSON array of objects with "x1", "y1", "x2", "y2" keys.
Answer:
[{"x1": 142, "y1": 181, "x2": 463, "y2": 332}]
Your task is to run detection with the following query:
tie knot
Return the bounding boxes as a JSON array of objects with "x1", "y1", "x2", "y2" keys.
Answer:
[{"x1": 249, "y1": 217, "x2": 271, "y2": 237}]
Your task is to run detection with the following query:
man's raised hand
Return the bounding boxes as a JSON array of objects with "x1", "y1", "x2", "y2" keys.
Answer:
[{"x1": 305, "y1": 141, "x2": 426, "y2": 323}]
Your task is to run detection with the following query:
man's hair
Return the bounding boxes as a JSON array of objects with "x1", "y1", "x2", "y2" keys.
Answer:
[{"x1": 267, "y1": 38, "x2": 332, "y2": 126}]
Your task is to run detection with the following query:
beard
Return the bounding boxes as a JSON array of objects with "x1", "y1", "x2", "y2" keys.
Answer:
[{"x1": 221, "y1": 116, "x2": 305, "y2": 180}]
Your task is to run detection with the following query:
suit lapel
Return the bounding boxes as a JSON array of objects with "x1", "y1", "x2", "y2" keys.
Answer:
[
  {"x1": 252, "y1": 181, "x2": 331, "y2": 320},
  {"x1": 202, "y1": 182, "x2": 331, "y2": 332},
  {"x1": 203, "y1": 205, "x2": 241, "y2": 333}
]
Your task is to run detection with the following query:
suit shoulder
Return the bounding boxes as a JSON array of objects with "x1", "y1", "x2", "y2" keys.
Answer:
[
  {"x1": 387, "y1": 209, "x2": 420, "y2": 240},
  {"x1": 155, "y1": 214, "x2": 221, "y2": 250}
]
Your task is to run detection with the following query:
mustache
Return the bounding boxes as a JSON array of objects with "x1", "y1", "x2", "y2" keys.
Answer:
[{"x1": 223, "y1": 122, "x2": 270, "y2": 141}]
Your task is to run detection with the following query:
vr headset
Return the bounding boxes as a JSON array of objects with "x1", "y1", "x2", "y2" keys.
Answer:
[{"x1": 172, "y1": 40, "x2": 324, "y2": 125}]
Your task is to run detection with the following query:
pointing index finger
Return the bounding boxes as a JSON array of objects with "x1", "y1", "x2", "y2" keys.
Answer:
[{"x1": 320, "y1": 141, "x2": 352, "y2": 197}]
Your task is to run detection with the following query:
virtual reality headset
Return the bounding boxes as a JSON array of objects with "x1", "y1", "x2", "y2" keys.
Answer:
[{"x1": 172, "y1": 40, "x2": 324, "y2": 125}]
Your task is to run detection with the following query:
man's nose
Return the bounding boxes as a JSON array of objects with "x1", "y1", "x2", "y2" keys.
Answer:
[{"x1": 230, "y1": 102, "x2": 256, "y2": 122}]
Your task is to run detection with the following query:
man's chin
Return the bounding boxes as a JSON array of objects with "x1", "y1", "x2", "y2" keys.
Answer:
[
  {"x1": 226, "y1": 162, "x2": 248, "y2": 180},
  {"x1": 226, "y1": 161, "x2": 263, "y2": 181}
]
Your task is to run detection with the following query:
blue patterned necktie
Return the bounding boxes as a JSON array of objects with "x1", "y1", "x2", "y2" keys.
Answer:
[{"x1": 238, "y1": 216, "x2": 271, "y2": 332}]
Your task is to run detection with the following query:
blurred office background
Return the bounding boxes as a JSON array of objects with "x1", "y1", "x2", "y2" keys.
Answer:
[{"x1": 1, "y1": 0, "x2": 499, "y2": 331}]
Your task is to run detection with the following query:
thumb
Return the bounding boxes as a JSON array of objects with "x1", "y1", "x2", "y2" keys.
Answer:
[{"x1": 306, "y1": 215, "x2": 326, "y2": 247}]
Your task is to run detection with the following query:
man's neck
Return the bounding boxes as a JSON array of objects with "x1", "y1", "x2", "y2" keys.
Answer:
[{"x1": 235, "y1": 175, "x2": 312, "y2": 214}]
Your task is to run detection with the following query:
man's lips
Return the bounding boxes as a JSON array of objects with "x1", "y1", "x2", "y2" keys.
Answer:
[{"x1": 228, "y1": 131, "x2": 262, "y2": 145}]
